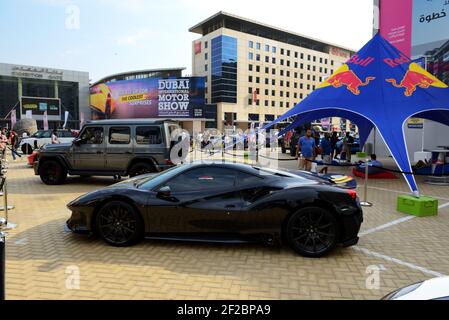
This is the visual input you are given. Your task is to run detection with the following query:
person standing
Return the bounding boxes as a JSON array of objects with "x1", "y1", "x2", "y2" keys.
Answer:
[
  {"x1": 0, "y1": 130, "x2": 7, "y2": 158},
  {"x1": 330, "y1": 131, "x2": 339, "y2": 159},
  {"x1": 9, "y1": 130, "x2": 21, "y2": 161},
  {"x1": 343, "y1": 132, "x2": 354, "y2": 163},
  {"x1": 51, "y1": 129, "x2": 60, "y2": 144},
  {"x1": 319, "y1": 132, "x2": 332, "y2": 174},
  {"x1": 296, "y1": 129, "x2": 316, "y2": 172}
]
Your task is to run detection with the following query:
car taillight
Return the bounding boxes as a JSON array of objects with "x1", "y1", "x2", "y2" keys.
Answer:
[{"x1": 345, "y1": 189, "x2": 357, "y2": 200}]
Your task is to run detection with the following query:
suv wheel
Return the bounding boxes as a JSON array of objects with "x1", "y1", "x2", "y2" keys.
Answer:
[
  {"x1": 129, "y1": 162, "x2": 153, "y2": 177},
  {"x1": 96, "y1": 201, "x2": 144, "y2": 246},
  {"x1": 21, "y1": 144, "x2": 33, "y2": 155},
  {"x1": 39, "y1": 160, "x2": 67, "y2": 185},
  {"x1": 285, "y1": 207, "x2": 339, "y2": 258}
]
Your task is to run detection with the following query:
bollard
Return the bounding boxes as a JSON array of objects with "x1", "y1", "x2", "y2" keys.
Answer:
[
  {"x1": 360, "y1": 158, "x2": 373, "y2": 207},
  {"x1": 0, "y1": 217, "x2": 6, "y2": 300}
]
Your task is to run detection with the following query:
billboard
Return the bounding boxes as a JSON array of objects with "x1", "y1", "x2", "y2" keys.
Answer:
[
  {"x1": 90, "y1": 77, "x2": 205, "y2": 120},
  {"x1": 378, "y1": 0, "x2": 449, "y2": 84},
  {"x1": 20, "y1": 96, "x2": 61, "y2": 119}
]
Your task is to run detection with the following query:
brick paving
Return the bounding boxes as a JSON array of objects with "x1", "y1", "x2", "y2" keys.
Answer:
[{"x1": 2, "y1": 153, "x2": 449, "y2": 299}]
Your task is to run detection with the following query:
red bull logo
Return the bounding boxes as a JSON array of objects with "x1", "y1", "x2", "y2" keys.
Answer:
[
  {"x1": 318, "y1": 64, "x2": 375, "y2": 95},
  {"x1": 386, "y1": 63, "x2": 448, "y2": 96}
]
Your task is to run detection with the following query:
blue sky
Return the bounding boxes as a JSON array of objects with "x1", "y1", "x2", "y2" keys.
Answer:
[{"x1": 0, "y1": 0, "x2": 373, "y2": 82}]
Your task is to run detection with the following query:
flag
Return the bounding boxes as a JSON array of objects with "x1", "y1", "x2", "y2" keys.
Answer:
[
  {"x1": 80, "y1": 112, "x2": 85, "y2": 128},
  {"x1": 63, "y1": 111, "x2": 69, "y2": 129},
  {"x1": 11, "y1": 109, "x2": 16, "y2": 129},
  {"x1": 25, "y1": 110, "x2": 32, "y2": 119},
  {"x1": 43, "y1": 111, "x2": 49, "y2": 130},
  {"x1": 252, "y1": 90, "x2": 258, "y2": 104}
]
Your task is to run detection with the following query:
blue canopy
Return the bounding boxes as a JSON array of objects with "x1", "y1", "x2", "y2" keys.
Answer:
[{"x1": 264, "y1": 33, "x2": 449, "y2": 195}]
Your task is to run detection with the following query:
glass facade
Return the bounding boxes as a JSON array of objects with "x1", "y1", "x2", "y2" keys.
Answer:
[
  {"x1": 0, "y1": 75, "x2": 80, "y2": 127},
  {"x1": 211, "y1": 35, "x2": 237, "y2": 103}
]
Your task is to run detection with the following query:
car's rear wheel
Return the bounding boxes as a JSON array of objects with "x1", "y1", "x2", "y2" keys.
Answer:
[
  {"x1": 96, "y1": 201, "x2": 144, "y2": 246},
  {"x1": 286, "y1": 206, "x2": 339, "y2": 257},
  {"x1": 128, "y1": 162, "x2": 153, "y2": 177},
  {"x1": 39, "y1": 160, "x2": 67, "y2": 185},
  {"x1": 21, "y1": 143, "x2": 33, "y2": 155}
]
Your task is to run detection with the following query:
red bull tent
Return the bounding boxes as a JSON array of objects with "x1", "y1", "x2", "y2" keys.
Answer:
[{"x1": 264, "y1": 33, "x2": 449, "y2": 196}]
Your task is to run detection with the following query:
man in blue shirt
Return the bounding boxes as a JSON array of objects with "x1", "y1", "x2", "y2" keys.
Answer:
[
  {"x1": 319, "y1": 132, "x2": 332, "y2": 174},
  {"x1": 296, "y1": 129, "x2": 315, "y2": 171}
]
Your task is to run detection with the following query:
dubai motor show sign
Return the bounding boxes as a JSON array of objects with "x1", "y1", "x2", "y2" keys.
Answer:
[{"x1": 90, "y1": 77, "x2": 205, "y2": 119}]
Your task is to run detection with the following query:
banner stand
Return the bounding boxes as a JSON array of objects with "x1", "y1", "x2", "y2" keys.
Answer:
[{"x1": 360, "y1": 158, "x2": 373, "y2": 207}]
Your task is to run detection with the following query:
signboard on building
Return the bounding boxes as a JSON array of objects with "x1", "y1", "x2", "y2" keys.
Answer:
[
  {"x1": 329, "y1": 47, "x2": 351, "y2": 59},
  {"x1": 378, "y1": 0, "x2": 449, "y2": 84},
  {"x1": 10, "y1": 65, "x2": 64, "y2": 80},
  {"x1": 20, "y1": 96, "x2": 61, "y2": 120},
  {"x1": 90, "y1": 77, "x2": 206, "y2": 119}
]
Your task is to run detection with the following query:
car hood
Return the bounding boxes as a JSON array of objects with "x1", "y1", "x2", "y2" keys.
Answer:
[{"x1": 42, "y1": 143, "x2": 72, "y2": 152}]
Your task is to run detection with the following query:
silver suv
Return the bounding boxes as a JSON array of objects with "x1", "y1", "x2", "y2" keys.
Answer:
[{"x1": 34, "y1": 119, "x2": 180, "y2": 185}]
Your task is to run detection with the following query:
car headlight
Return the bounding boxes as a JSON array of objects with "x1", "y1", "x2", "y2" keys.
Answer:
[{"x1": 382, "y1": 281, "x2": 423, "y2": 300}]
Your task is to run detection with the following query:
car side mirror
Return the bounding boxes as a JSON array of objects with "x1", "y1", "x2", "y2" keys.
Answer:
[{"x1": 157, "y1": 186, "x2": 171, "y2": 198}]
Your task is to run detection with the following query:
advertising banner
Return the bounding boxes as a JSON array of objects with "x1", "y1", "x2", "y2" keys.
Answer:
[
  {"x1": 379, "y1": 0, "x2": 449, "y2": 84},
  {"x1": 43, "y1": 111, "x2": 48, "y2": 130},
  {"x1": 20, "y1": 96, "x2": 61, "y2": 117},
  {"x1": 11, "y1": 110, "x2": 16, "y2": 129},
  {"x1": 90, "y1": 77, "x2": 205, "y2": 120}
]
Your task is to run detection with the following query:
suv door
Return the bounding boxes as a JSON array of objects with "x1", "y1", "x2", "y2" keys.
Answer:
[
  {"x1": 135, "y1": 125, "x2": 165, "y2": 166},
  {"x1": 106, "y1": 126, "x2": 132, "y2": 171},
  {"x1": 72, "y1": 126, "x2": 106, "y2": 171}
]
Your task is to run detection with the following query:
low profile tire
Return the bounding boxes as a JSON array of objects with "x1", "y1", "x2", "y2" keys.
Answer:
[
  {"x1": 21, "y1": 144, "x2": 33, "y2": 155},
  {"x1": 96, "y1": 201, "x2": 144, "y2": 247},
  {"x1": 286, "y1": 206, "x2": 339, "y2": 258},
  {"x1": 128, "y1": 162, "x2": 153, "y2": 177},
  {"x1": 39, "y1": 160, "x2": 67, "y2": 185}
]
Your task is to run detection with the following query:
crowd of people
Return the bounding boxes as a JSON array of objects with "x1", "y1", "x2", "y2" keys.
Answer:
[{"x1": 0, "y1": 127, "x2": 22, "y2": 161}]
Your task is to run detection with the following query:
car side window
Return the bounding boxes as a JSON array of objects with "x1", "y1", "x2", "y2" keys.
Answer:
[
  {"x1": 136, "y1": 126, "x2": 162, "y2": 145},
  {"x1": 42, "y1": 131, "x2": 52, "y2": 138},
  {"x1": 109, "y1": 127, "x2": 130, "y2": 144},
  {"x1": 164, "y1": 167, "x2": 236, "y2": 193},
  {"x1": 236, "y1": 171, "x2": 263, "y2": 186},
  {"x1": 80, "y1": 127, "x2": 104, "y2": 144}
]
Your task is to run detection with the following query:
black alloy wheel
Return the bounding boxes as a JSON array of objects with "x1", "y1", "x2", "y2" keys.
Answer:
[
  {"x1": 96, "y1": 201, "x2": 144, "y2": 246},
  {"x1": 39, "y1": 160, "x2": 67, "y2": 185},
  {"x1": 129, "y1": 162, "x2": 153, "y2": 177},
  {"x1": 286, "y1": 207, "x2": 339, "y2": 257}
]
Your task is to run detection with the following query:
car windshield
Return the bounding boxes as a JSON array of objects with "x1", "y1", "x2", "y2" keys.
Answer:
[
  {"x1": 136, "y1": 164, "x2": 187, "y2": 190},
  {"x1": 31, "y1": 131, "x2": 45, "y2": 138}
]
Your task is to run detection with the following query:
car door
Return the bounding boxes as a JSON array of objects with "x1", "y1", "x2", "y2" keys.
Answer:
[
  {"x1": 148, "y1": 166, "x2": 242, "y2": 234},
  {"x1": 134, "y1": 125, "x2": 165, "y2": 165},
  {"x1": 105, "y1": 126, "x2": 132, "y2": 171},
  {"x1": 72, "y1": 126, "x2": 106, "y2": 171},
  {"x1": 38, "y1": 130, "x2": 52, "y2": 148}
]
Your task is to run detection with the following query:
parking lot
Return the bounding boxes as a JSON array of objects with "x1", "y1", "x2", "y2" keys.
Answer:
[{"x1": 3, "y1": 152, "x2": 449, "y2": 300}]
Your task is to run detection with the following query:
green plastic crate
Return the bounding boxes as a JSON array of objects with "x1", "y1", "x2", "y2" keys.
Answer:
[
  {"x1": 397, "y1": 195, "x2": 438, "y2": 217},
  {"x1": 356, "y1": 152, "x2": 367, "y2": 158}
]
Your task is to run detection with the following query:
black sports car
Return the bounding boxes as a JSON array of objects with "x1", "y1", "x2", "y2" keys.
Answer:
[{"x1": 66, "y1": 161, "x2": 363, "y2": 257}]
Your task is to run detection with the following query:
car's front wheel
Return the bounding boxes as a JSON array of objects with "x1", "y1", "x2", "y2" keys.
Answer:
[
  {"x1": 39, "y1": 160, "x2": 67, "y2": 185},
  {"x1": 286, "y1": 206, "x2": 339, "y2": 257},
  {"x1": 96, "y1": 201, "x2": 144, "y2": 246},
  {"x1": 21, "y1": 143, "x2": 33, "y2": 155}
]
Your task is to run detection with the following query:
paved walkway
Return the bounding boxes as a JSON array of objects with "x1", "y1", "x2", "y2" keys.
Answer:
[{"x1": 3, "y1": 153, "x2": 449, "y2": 299}]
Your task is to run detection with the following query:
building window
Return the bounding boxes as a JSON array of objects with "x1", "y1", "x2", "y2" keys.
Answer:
[
  {"x1": 265, "y1": 89, "x2": 269, "y2": 95},
  {"x1": 256, "y1": 42, "x2": 261, "y2": 50},
  {"x1": 294, "y1": 83, "x2": 297, "y2": 88},
  {"x1": 307, "y1": 65, "x2": 311, "y2": 71},
  {"x1": 272, "y1": 68, "x2": 276, "y2": 75},
  {"x1": 286, "y1": 102, "x2": 290, "y2": 108},
  {"x1": 249, "y1": 41, "x2": 253, "y2": 48},
  {"x1": 248, "y1": 98, "x2": 252, "y2": 105},
  {"x1": 313, "y1": 75, "x2": 316, "y2": 81},
  {"x1": 286, "y1": 91, "x2": 290, "y2": 97},
  {"x1": 272, "y1": 46, "x2": 276, "y2": 53},
  {"x1": 256, "y1": 77, "x2": 260, "y2": 83},
  {"x1": 248, "y1": 87, "x2": 253, "y2": 94},
  {"x1": 265, "y1": 44, "x2": 270, "y2": 52},
  {"x1": 287, "y1": 50, "x2": 290, "y2": 56},
  {"x1": 331, "y1": 60, "x2": 334, "y2": 66},
  {"x1": 294, "y1": 62, "x2": 298, "y2": 68},
  {"x1": 265, "y1": 56, "x2": 269, "y2": 63},
  {"x1": 281, "y1": 48, "x2": 284, "y2": 55},
  {"x1": 265, "y1": 67, "x2": 269, "y2": 73},
  {"x1": 295, "y1": 52, "x2": 298, "y2": 58},
  {"x1": 271, "y1": 101, "x2": 275, "y2": 107},
  {"x1": 272, "y1": 79, "x2": 275, "y2": 85},
  {"x1": 249, "y1": 76, "x2": 253, "y2": 82},
  {"x1": 286, "y1": 81, "x2": 290, "y2": 87},
  {"x1": 280, "y1": 80, "x2": 284, "y2": 86},
  {"x1": 205, "y1": 64, "x2": 208, "y2": 72},
  {"x1": 300, "y1": 73, "x2": 304, "y2": 79},
  {"x1": 249, "y1": 64, "x2": 253, "y2": 71},
  {"x1": 320, "y1": 57, "x2": 323, "y2": 63},
  {"x1": 300, "y1": 93, "x2": 304, "y2": 99},
  {"x1": 271, "y1": 90, "x2": 275, "y2": 96},
  {"x1": 280, "y1": 70, "x2": 284, "y2": 76},
  {"x1": 307, "y1": 84, "x2": 310, "y2": 90},
  {"x1": 300, "y1": 53, "x2": 304, "y2": 59},
  {"x1": 287, "y1": 60, "x2": 290, "y2": 67},
  {"x1": 300, "y1": 83, "x2": 303, "y2": 89},
  {"x1": 249, "y1": 52, "x2": 253, "y2": 60},
  {"x1": 272, "y1": 57, "x2": 276, "y2": 64},
  {"x1": 287, "y1": 71, "x2": 290, "y2": 77},
  {"x1": 256, "y1": 54, "x2": 261, "y2": 61},
  {"x1": 307, "y1": 55, "x2": 311, "y2": 61},
  {"x1": 280, "y1": 59, "x2": 284, "y2": 66},
  {"x1": 294, "y1": 72, "x2": 298, "y2": 78},
  {"x1": 256, "y1": 65, "x2": 260, "y2": 72},
  {"x1": 280, "y1": 91, "x2": 284, "y2": 97},
  {"x1": 294, "y1": 92, "x2": 298, "y2": 98},
  {"x1": 313, "y1": 56, "x2": 316, "y2": 62},
  {"x1": 325, "y1": 59, "x2": 328, "y2": 64},
  {"x1": 307, "y1": 75, "x2": 310, "y2": 80},
  {"x1": 313, "y1": 66, "x2": 316, "y2": 72},
  {"x1": 280, "y1": 101, "x2": 284, "y2": 107},
  {"x1": 265, "y1": 78, "x2": 269, "y2": 84},
  {"x1": 205, "y1": 53, "x2": 208, "y2": 60},
  {"x1": 204, "y1": 41, "x2": 208, "y2": 49},
  {"x1": 300, "y1": 63, "x2": 304, "y2": 69}
]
